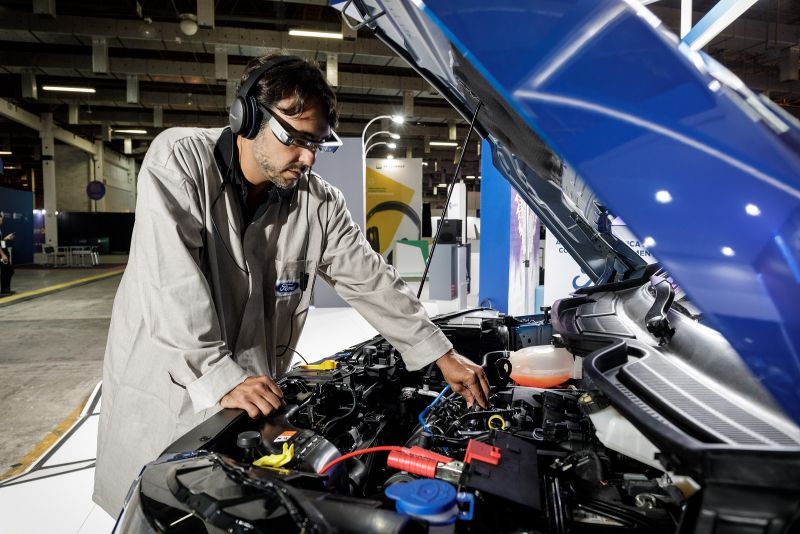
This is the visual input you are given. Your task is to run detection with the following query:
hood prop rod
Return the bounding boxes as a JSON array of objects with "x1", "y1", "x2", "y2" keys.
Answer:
[{"x1": 416, "y1": 101, "x2": 483, "y2": 300}]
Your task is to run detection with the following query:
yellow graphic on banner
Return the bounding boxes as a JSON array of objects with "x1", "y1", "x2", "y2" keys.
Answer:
[{"x1": 366, "y1": 167, "x2": 415, "y2": 255}]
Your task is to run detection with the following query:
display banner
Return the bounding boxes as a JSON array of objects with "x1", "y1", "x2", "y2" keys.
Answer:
[
  {"x1": 542, "y1": 220, "x2": 659, "y2": 306},
  {"x1": 508, "y1": 188, "x2": 540, "y2": 316},
  {"x1": 543, "y1": 235, "x2": 592, "y2": 306},
  {"x1": 478, "y1": 140, "x2": 539, "y2": 315},
  {"x1": 365, "y1": 158, "x2": 422, "y2": 256}
]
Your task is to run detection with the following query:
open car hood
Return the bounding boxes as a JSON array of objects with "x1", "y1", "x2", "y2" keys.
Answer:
[{"x1": 333, "y1": 0, "x2": 800, "y2": 425}]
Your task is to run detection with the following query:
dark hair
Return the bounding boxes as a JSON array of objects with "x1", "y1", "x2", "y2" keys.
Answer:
[{"x1": 239, "y1": 53, "x2": 339, "y2": 129}]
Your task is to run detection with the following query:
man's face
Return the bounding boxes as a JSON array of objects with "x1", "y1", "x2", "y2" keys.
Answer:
[{"x1": 250, "y1": 96, "x2": 331, "y2": 190}]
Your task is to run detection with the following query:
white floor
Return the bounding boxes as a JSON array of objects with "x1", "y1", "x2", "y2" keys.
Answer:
[{"x1": 0, "y1": 294, "x2": 477, "y2": 533}]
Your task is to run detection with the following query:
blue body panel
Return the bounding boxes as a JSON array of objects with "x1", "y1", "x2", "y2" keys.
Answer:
[{"x1": 413, "y1": 1, "x2": 800, "y2": 423}]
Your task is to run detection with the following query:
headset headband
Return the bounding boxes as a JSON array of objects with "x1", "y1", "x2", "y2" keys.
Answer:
[{"x1": 237, "y1": 55, "x2": 302, "y2": 100}]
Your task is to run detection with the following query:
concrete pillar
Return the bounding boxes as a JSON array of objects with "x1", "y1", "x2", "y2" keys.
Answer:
[
  {"x1": 341, "y1": 17, "x2": 357, "y2": 40},
  {"x1": 40, "y1": 112, "x2": 58, "y2": 247},
  {"x1": 403, "y1": 91, "x2": 414, "y2": 117},
  {"x1": 88, "y1": 153, "x2": 95, "y2": 211},
  {"x1": 21, "y1": 72, "x2": 37, "y2": 100},
  {"x1": 225, "y1": 80, "x2": 237, "y2": 109},
  {"x1": 68, "y1": 103, "x2": 79, "y2": 124},
  {"x1": 126, "y1": 74, "x2": 139, "y2": 104},
  {"x1": 326, "y1": 53, "x2": 338, "y2": 86},
  {"x1": 153, "y1": 105, "x2": 163, "y2": 128},
  {"x1": 92, "y1": 37, "x2": 108, "y2": 74},
  {"x1": 33, "y1": 0, "x2": 55, "y2": 17},
  {"x1": 780, "y1": 47, "x2": 799, "y2": 82},
  {"x1": 448, "y1": 120, "x2": 457, "y2": 141},
  {"x1": 214, "y1": 46, "x2": 228, "y2": 80},
  {"x1": 197, "y1": 0, "x2": 214, "y2": 28},
  {"x1": 93, "y1": 140, "x2": 106, "y2": 212},
  {"x1": 127, "y1": 157, "x2": 137, "y2": 208}
]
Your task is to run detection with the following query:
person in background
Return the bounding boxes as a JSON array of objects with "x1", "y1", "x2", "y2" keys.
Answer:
[{"x1": 0, "y1": 212, "x2": 15, "y2": 296}]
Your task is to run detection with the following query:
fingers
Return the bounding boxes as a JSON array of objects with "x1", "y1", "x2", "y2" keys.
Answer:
[
  {"x1": 221, "y1": 375, "x2": 285, "y2": 418},
  {"x1": 465, "y1": 375, "x2": 488, "y2": 409},
  {"x1": 263, "y1": 377, "x2": 284, "y2": 401},
  {"x1": 476, "y1": 368, "x2": 491, "y2": 407}
]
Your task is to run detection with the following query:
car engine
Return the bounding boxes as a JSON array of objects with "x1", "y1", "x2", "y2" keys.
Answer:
[{"x1": 125, "y1": 309, "x2": 689, "y2": 533}]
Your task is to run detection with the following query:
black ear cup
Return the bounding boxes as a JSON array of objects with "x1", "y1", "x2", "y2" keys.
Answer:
[
  {"x1": 227, "y1": 55, "x2": 301, "y2": 138},
  {"x1": 229, "y1": 95, "x2": 263, "y2": 139},
  {"x1": 229, "y1": 97, "x2": 246, "y2": 136},
  {"x1": 242, "y1": 96, "x2": 262, "y2": 140}
]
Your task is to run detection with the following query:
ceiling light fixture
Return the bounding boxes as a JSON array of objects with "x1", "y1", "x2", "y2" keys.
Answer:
[
  {"x1": 42, "y1": 85, "x2": 96, "y2": 94},
  {"x1": 0, "y1": 151, "x2": 12, "y2": 155},
  {"x1": 179, "y1": 13, "x2": 198, "y2": 36},
  {"x1": 387, "y1": 142, "x2": 397, "y2": 149},
  {"x1": 289, "y1": 29, "x2": 343, "y2": 39},
  {"x1": 386, "y1": 154, "x2": 395, "y2": 159},
  {"x1": 113, "y1": 129, "x2": 147, "y2": 134},
  {"x1": 430, "y1": 141, "x2": 458, "y2": 147}
]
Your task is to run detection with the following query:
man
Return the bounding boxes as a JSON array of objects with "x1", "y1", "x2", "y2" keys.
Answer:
[
  {"x1": 0, "y1": 212, "x2": 15, "y2": 295},
  {"x1": 93, "y1": 54, "x2": 489, "y2": 515}
]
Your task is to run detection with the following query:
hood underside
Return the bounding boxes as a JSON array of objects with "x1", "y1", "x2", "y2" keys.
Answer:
[{"x1": 334, "y1": 0, "x2": 800, "y2": 425}]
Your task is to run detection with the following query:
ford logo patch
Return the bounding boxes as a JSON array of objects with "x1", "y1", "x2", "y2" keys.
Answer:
[{"x1": 275, "y1": 280, "x2": 301, "y2": 297}]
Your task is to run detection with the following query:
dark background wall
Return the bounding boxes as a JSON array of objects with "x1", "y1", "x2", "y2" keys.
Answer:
[
  {"x1": 57, "y1": 212, "x2": 135, "y2": 253},
  {"x1": 0, "y1": 186, "x2": 34, "y2": 264}
]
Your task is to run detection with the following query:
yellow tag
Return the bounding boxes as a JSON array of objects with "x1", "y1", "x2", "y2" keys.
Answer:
[
  {"x1": 253, "y1": 443, "x2": 295, "y2": 468},
  {"x1": 300, "y1": 360, "x2": 338, "y2": 371}
]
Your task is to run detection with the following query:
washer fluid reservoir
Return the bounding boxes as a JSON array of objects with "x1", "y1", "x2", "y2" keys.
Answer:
[{"x1": 509, "y1": 345, "x2": 573, "y2": 388}]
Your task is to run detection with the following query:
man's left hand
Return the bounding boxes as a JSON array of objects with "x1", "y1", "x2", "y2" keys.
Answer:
[{"x1": 435, "y1": 350, "x2": 490, "y2": 408}]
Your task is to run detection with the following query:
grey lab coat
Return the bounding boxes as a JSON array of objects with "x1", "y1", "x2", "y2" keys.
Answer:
[{"x1": 93, "y1": 127, "x2": 452, "y2": 515}]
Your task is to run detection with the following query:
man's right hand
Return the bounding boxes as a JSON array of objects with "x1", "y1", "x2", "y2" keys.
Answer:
[{"x1": 220, "y1": 375, "x2": 285, "y2": 418}]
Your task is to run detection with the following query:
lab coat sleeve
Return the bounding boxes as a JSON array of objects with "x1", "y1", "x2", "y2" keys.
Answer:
[
  {"x1": 317, "y1": 188, "x2": 452, "y2": 371},
  {"x1": 133, "y1": 152, "x2": 247, "y2": 413}
]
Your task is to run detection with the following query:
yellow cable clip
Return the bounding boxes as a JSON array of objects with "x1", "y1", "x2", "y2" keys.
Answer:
[
  {"x1": 253, "y1": 443, "x2": 295, "y2": 468},
  {"x1": 300, "y1": 360, "x2": 339, "y2": 371},
  {"x1": 487, "y1": 414, "x2": 507, "y2": 430}
]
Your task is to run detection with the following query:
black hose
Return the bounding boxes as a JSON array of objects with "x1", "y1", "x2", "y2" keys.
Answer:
[{"x1": 322, "y1": 385, "x2": 358, "y2": 434}]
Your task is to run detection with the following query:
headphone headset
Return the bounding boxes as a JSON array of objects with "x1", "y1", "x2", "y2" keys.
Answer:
[{"x1": 229, "y1": 55, "x2": 302, "y2": 140}]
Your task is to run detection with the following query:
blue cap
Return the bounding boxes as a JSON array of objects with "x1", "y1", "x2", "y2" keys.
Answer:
[{"x1": 385, "y1": 479, "x2": 456, "y2": 517}]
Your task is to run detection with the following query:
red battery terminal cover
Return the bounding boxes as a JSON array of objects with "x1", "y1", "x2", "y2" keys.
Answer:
[
  {"x1": 464, "y1": 440, "x2": 501, "y2": 466},
  {"x1": 387, "y1": 446, "x2": 455, "y2": 478}
]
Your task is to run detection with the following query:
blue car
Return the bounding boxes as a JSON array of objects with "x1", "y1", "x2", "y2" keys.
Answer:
[{"x1": 116, "y1": 2, "x2": 800, "y2": 533}]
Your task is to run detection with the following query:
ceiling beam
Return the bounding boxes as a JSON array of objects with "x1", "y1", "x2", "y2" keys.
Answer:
[
  {"x1": 0, "y1": 52, "x2": 432, "y2": 94},
  {"x1": 648, "y1": 5, "x2": 800, "y2": 51},
  {"x1": 0, "y1": 13, "x2": 398, "y2": 62},
  {"x1": 0, "y1": 97, "x2": 96, "y2": 155},
  {"x1": 28, "y1": 92, "x2": 461, "y2": 121}
]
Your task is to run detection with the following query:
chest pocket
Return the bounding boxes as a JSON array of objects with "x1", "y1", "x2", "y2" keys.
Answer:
[{"x1": 273, "y1": 259, "x2": 314, "y2": 317}]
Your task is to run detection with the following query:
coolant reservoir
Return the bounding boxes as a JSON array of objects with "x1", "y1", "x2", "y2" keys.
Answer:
[{"x1": 509, "y1": 345, "x2": 574, "y2": 388}]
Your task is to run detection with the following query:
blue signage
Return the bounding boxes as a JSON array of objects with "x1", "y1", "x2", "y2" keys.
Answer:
[{"x1": 86, "y1": 180, "x2": 106, "y2": 200}]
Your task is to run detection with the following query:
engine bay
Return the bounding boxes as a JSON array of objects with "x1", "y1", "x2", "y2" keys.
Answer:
[{"x1": 129, "y1": 309, "x2": 691, "y2": 533}]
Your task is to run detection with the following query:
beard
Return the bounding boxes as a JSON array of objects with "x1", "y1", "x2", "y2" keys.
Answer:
[{"x1": 253, "y1": 137, "x2": 307, "y2": 190}]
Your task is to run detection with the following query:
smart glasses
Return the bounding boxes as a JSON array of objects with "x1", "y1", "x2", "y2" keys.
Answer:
[{"x1": 259, "y1": 105, "x2": 342, "y2": 153}]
